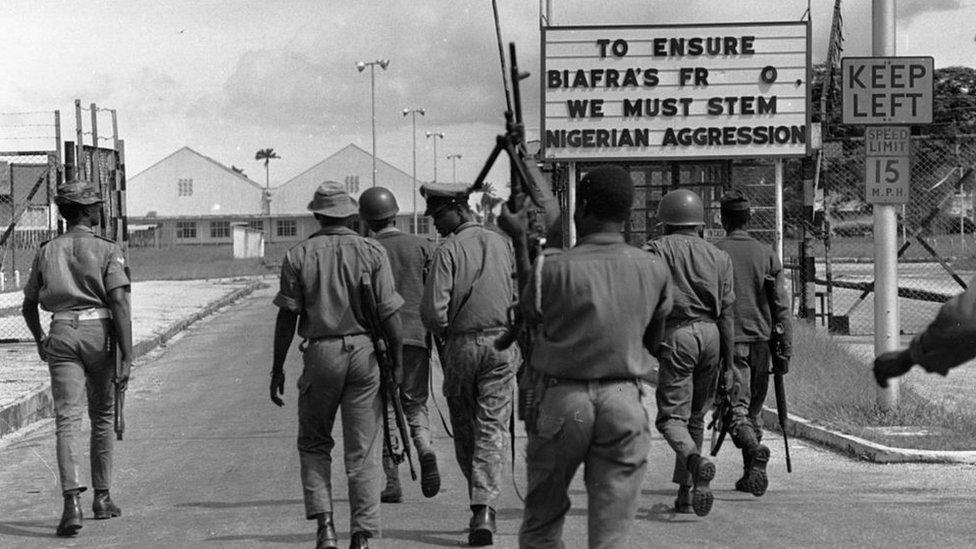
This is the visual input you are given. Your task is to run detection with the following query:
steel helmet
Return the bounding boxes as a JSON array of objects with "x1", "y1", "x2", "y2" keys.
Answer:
[
  {"x1": 358, "y1": 186, "x2": 399, "y2": 221},
  {"x1": 657, "y1": 188, "x2": 705, "y2": 226}
]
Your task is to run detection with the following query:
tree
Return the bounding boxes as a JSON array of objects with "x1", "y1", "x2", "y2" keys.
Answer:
[
  {"x1": 474, "y1": 182, "x2": 504, "y2": 226},
  {"x1": 254, "y1": 148, "x2": 280, "y2": 190},
  {"x1": 230, "y1": 165, "x2": 246, "y2": 176}
]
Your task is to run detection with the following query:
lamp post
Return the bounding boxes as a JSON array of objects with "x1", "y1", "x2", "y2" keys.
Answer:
[
  {"x1": 425, "y1": 131, "x2": 444, "y2": 183},
  {"x1": 403, "y1": 107, "x2": 425, "y2": 232},
  {"x1": 356, "y1": 59, "x2": 390, "y2": 187},
  {"x1": 446, "y1": 153, "x2": 463, "y2": 183}
]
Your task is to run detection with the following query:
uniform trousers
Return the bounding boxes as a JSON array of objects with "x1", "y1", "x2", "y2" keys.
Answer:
[
  {"x1": 441, "y1": 329, "x2": 517, "y2": 508},
  {"x1": 297, "y1": 335, "x2": 382, "y2": 535},
  {"x1": 45, "y1": 318, "x2": 116, "y2": 494},
  {"x1": 400, "y1": 344, "x2": 432, "y2": 453},
  {"x1": 730, "y1": 341, "x2": 771, "y2": 444},
  {"x1": 519, "y1": 378, "x2": 651, "y2": 549},
  {"x1": 655, "y1": 321, "x2": 720, "y2": 486}
]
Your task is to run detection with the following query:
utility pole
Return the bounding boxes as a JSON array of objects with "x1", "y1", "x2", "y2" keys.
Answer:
[{"x1": 403, "y1": 108, "x2": 425, "y2": 232}]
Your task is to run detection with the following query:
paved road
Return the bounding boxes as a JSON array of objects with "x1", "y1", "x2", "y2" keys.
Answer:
[{"x1": 1, "y1": 287, "x2": 974, "y2": 548}]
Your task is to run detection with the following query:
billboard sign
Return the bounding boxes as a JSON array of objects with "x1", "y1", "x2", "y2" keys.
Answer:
[{"x1": 541, "y1": 22, "x2": 811, "y2": 161}]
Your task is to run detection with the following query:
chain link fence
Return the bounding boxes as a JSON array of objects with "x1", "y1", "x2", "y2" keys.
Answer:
[{"x1": 816, "y1": 134, "x2": 976, "y2": 336}]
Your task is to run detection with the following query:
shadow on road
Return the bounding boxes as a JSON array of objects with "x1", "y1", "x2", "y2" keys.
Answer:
[
  {"x1": 209, "y1": 532, "x2": 314, "y2": 543},
  {"x1": 378, "y1": 528, "x2": 469, "y2": 547},
  {"x1": 636, "y1": 503, "x2": 699, "y2": 524},
  {"x1": 177, "y1": 499, "x2": 303, "y2": 509},
  {"x1": 0, "y1": 519, "x2": 56, "y2": 539}
]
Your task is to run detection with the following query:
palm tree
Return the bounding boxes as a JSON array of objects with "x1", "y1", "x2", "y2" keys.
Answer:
[{"x1": 254, "y1": 148, "x2": 280, "y2": 190}]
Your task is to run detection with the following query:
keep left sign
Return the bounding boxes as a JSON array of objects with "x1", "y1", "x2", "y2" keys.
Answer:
[{"x1": 841, "y1": 57, "x2": 934, "y2": 125}]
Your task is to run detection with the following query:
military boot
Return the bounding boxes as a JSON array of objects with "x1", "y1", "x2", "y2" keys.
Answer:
[
  {"x1": 92, "y1": 490, "x2": 122, "y2": 519},
  {"x1": 744, "y1": 444, "x2": 771, "y2": 497},
  {"x1": 673, "y1": 485, "x2": 694, "y2": 514},
  {"x1": 687, "y1": 454, "x2": 715, "y2": 517},
  {"x1": 316, "y1": 512, "x2": 338, "y2": 549},
  {"x1": 380, "y1": 452, "x2": 402, "y2": 503},
  {"x1": 468, "y1": 505, "x2": 496, "y2": 546},
  {"x1": 419, "y1": 449, "x2": 440, "y2": 498},
  {"x1": 56, "y1": 490, "x2": 83, "y2": 537},
  {"x1": 349, "y1": 531, "x2": 370, "y2": 549},
  {"x1": 735, "y1": 447, "x2": 752, "y2": 492}
]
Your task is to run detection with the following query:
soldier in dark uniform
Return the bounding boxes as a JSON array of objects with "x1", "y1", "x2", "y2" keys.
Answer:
[
  {"x1": 358, "y1": 186, "x2": 441, "y2": 502},
  {"x1": 874, "y1": 274, "x2": 976, "y2": 385},
  {"x1": 270, "y1": 182, "x2": 404, "y2": 549},
  {"x1": 419, "y1": 182, "x2": 518, "y2": 547},
  {"x1": 21, "y1": 180, "x2": 131, "y2": 537},
  {"x1": 715, "y1": 190, "x2": 793, "y2": 496},
  {"x1": 500, "y1": 165, "x2": 673, "y2": 548},
  {"x1": 645, "y1": 188, "x2": 735, "y2": 518}
]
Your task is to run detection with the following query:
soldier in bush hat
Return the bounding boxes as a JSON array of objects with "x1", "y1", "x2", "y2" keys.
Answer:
[
  {"x1": 270, "y1": 181, "x2": 405, "y2": 549},
  {"x1": 644, "y1": 188, "x2": 735, "y2": 518},
  {"x1": 419, "y1": 181, "x2": 518, "y2": 546},
  {"x1": 715, "y1": 189, "x2": 793, "y2": 497},
  {"x1": 22, "y1": 179, "x2": 131, "y2": 537},
  {"x1": 359, "y1": 186, "x2": 441, "y2": 503}
]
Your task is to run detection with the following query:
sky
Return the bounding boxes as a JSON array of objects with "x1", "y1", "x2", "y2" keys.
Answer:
[{"x1": 0, "y1": 0, "x2": 973, "y2": 189}]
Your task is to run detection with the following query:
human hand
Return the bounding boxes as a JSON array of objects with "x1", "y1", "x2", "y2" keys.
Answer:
[
  {"x1": 498, "y1": 203, "x2": 528, "y2": 238},
  {"x1": 270, "y1": 370, "x2": 285, "y2": 406},
  {"x1": 35, "y1": 336, "x2": 48, "y2": 363},
  {"x1": 873, "y1": 350, "x2": 913, "y2": 388},
  {"x1": 116, "y1": 359, "x2": 132, "y2": 392},
  {"x1": 771, "y1": 354, "x2": 790, "y2": 375}
]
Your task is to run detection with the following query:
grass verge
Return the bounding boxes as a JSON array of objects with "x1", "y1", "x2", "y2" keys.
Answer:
[{"x1": 787, "y1": 321, "x2": 976, "y2": 451}]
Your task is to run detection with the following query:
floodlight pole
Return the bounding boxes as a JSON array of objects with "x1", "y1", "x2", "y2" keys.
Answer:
[
  {"x1": 357, "y1": 59, "x2": 390, "y2": 187},
  {"x1": 404, "y1": 107, "x2": 425, "y2": 232}
]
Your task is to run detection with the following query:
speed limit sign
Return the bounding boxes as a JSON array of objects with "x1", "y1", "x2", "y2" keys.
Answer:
[{"x1": 864, "y1": 126, "x2": 910, "y2": 204}]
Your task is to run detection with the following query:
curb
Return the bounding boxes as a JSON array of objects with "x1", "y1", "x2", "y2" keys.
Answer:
[
  {"x1": 0, "y1": 280, "x2": 264, "y2": 439},
  {"x1": 760, "y1": 407, "x2": 976, "y2": 465}
]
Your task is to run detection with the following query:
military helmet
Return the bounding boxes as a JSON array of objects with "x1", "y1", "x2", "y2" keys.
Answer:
[
  {"x1": 358, "y1": 186, "x2": 399, "y2": 221},
  {"x1": 657, "y1": 188, "x2": 704, "y2": 226}
]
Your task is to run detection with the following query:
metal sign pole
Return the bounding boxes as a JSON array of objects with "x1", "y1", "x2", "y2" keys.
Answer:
[
  {"x1": 775, "y1": 158, "x2": 784, "y2": 262},
  {"x1": 872, "y1": 0, "x2": 900, "y2": 410},
  {"x1": 567, "y1": 161, "x2": 577, "y2": 246}
]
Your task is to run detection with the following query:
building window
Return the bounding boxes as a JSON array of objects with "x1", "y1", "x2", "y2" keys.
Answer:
[
  {"x1": 175, "y1": 221, "x2": 197, "y2": 239},
  {"x1": 177, "y1": 178, "x2": 193, "y2": 197},
  {"x1": 276, "y1": 219, "x2": 297, "y2": 237},
  {"x1": 344, "y1": 175, "x2": 360, "y2": 194},
  {"x1": 247, "y1": 219, "x2": 264, "y2": 232},
  {"x1": 209, "y1": 221, "x2": 230, "y2": 238},
  {"x1": 410, "y1": 216, "x2": 430, "y2": 235}
]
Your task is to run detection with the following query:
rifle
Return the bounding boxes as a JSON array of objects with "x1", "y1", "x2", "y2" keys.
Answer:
[
  {"x1": 708, "y1": 382, "x2": 733, "y2": 457},
  {"x1": 771, "y1": 323, "x2": 793, "y2": 473},
  {"x1": 468, "y1": 42, "x2": 559, "y2": 432},
  {"x1": 114, "y1": 267, "x2": 131, "y2": 441},
  {"x1": 360, "y1": 275, "x2": 416, "y2": 481}
]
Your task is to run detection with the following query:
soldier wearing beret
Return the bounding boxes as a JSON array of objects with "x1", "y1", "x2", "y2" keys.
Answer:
[
  {"x1": 419, "y1": 182, "x2": 518, "y2": 546},
  {"x1": 22, "y1": 180, "x2": 132, "y2": 537},
  {"x1": 270, "y1": 181, "x2": 405, "y2": 549},
  {"x1": 715, "y1": 189, "x2": 793, "y2": 496}
]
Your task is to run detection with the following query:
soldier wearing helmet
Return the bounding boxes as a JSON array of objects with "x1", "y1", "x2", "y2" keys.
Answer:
[
  {"x1": 644, "y1": 188, "x2": 735, "y2": 518},
  {"x1": 358, "y1": 186, "x2": 441, "y2": 503},
  {"x1": 715, "y1": 189, "x2": 792, "y2": 497}
]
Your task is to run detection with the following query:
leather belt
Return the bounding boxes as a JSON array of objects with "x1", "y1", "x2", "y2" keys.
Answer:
[{"x1": 52, "y1": 308, "x2": 112, "y2": 321}]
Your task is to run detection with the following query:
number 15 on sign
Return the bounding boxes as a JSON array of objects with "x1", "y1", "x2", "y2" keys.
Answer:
[{"x1": 866, "y1": 156, "x2": 910, "y2": 204}]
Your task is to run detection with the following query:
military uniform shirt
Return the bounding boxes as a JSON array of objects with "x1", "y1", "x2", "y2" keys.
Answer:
[
  {"x1": 274, "y1": 226, "x2": 403, "y2": 339},
  {"x1": 715, "y1": 229, "x2": 792, "y2": 351},
  {"x1": 24, "y1": 225, "x2": 129, "y2": 312},
  {"x1": 421, "y1": 221, "x2": 514, "y2": 336},
  {"x1": 374, "y1": 227, "x2": 434, "y2": 348},
  {"x1": 644, "y1": 233, "x2": 734, "y2": 325},
  {"x1": 909, "y1": 274, "x2": 976, "y2": 375},
  {"x1": 524, "y1": 232, "x2": 673, "y2": 380}
]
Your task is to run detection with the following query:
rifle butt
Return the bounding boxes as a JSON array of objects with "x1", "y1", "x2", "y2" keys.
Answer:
[{"x1": 774, "y1": 374, "x2": 792, "y2": 472}]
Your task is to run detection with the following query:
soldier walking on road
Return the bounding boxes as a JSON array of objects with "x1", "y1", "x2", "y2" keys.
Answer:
[
  {"x1": 645, "y1": 188, "x2": 736, "y2": 517},
  {"x1": 21, "y1": 180, "x2": 131, "y2": 537},
  {"x1": 358, "y1": 186, "x2": 441, "y2": 502},
  {"x1": 419, "y1": 182, "x2": 519, "y2": 547},
  {"x1": 502, "y1": 165, "x2": 673, "y2": 549},
  {"x1": 715, "y1": 190, "x2": 793, "y2": 496},
  {"x1": 270, "y1": 182, "x2": 405, "y2": 549}
]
